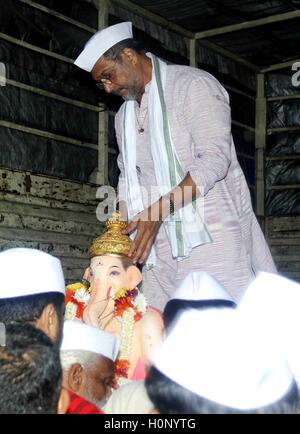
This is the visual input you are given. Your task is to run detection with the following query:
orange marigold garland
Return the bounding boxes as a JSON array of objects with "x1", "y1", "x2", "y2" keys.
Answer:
[
  {"x1": 113, "y1": 288, "x2": 147, "y2": 385},
  {"x1": 64, "y1": 282, "x2": 91, "y2": 320}
]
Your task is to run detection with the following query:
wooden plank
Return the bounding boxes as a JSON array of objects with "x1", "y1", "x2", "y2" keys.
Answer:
[
  {"x1": 269, "y1": 239, "x2": 300, "y2": 246},
  {"x1": 269, "y1": 217, "x2": 300, "y2": 233},
  {"x1": 65, "y1": 269, "x2": 87, "y2": 282},
  {"x1": 270, "y1": 245, "x2": 300, "y2": 255},
  {"x1": 0, "y1": 227, "x2": 96, "y2": 246},
  {"x1": 0, "y1": 200, "x2": 99, "y2": 225},
  {"x1": 0, "y1": 168, "x2": 99, "y2": 205},
  {"x1": 60, "y1": 257, "x2": 89, "y2": 268},
  {"x1": 0, "y1": 239, "x2": 89, "y2": 259},
  {"x1": 0, "y1": 212, "x2": 101, "y2": 237},
  {"x1": 273, "y1": 255, "x2": 300, "y2": 262},
  {"x1": 0, "y1": 192, "x2": 96, "y2": 214}
]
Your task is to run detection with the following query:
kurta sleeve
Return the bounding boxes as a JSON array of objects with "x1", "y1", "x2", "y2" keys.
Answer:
[{"x1": 183, "y1": 75, "x2": 232, "y2": 196}]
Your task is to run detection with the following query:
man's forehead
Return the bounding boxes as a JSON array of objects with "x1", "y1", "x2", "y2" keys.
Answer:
[
  {"x1": 93, "y1": 355, "x2": 114, "y2": 371},
  {"x1": 91, "y1": 57, "x2": 115, "y2": 79}
]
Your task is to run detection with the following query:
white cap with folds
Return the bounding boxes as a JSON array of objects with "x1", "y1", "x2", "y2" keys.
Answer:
[
  {"x1": 237, "y1": 272, "x2": 300, "y2": 389},
  {"x1": 154, "y1": 308, "x2": 294, "y2": 410},
  {"x1": 74, "y1": 21, "x2": 133, "y2": 72},
  {"x1": 171, "y1": 272, "x2": 234, "y2": 302},
  {"x1": 0, "y1": 248, "x2": 65, "y2": 298},
  {"x1": 61, "y1": 320, "x2": 120, "y2": 362}
]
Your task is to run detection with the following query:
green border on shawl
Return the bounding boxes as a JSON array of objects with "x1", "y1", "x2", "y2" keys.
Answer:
[{"x1": 153, "y1": 56, "x2": 185, "y2": 257}]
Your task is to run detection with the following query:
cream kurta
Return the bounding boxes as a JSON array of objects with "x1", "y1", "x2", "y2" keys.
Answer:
[{"x1": 115, "y1": 64, "x2": 276, "y2": 310}]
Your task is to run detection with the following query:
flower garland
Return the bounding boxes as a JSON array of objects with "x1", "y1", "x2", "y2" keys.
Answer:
[
  {"x1": 65, "y1": 282, "x2": 91, "y2": 320},
  {"x1": 64, "y1": 282, "x2": 148, "y2": 386},
  {"x1": 113, "y1": 288, "x2": 147, "y2": 386}
]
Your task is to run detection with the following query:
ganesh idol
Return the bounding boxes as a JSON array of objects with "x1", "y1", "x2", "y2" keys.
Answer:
[{"x1": 65, "y1": 212, "x2": 164, "y2": 385}]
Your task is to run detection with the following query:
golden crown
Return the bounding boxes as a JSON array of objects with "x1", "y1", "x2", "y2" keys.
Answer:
[{"x1": 89, "y1": 212, "x2": 133, "y2": 258}]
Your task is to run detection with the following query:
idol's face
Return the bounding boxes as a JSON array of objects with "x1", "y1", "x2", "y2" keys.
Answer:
[
  {"x1": 83, "y1": 255, "x2": 142, "y2": 328},
  {"x1": 82, "y1": 255, "x2": 129, "y2": 328},
  {"x1": 88, "y1": 255, "x2": 129, "y2": 300}
]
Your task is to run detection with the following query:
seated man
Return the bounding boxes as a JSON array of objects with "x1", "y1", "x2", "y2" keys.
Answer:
[
  {"x1": 0, "y1": 248, "x2": 65, "y2": 345},
  {"x1": 146, "y1": 308, "x2": 298, "y2": 414},
  {"x1": 0, "y1": 322, "x2": 69, "y2": 414},
  {"x1": 60, "y1": 320, "x2": 119, "y2": 412}
]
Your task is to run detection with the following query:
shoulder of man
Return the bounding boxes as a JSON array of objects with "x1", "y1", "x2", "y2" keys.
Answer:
[{"x1": 168, "y1": 63, "x2": 226, "y2": 92}]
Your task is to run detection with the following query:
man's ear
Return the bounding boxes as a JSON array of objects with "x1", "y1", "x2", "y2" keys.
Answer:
[
  {"x1": 126, "y1": 265, "x2": 142, "y2": 289},
  {"x1": 68, "y1": 363, "x2": 84, "y2": 393},
  {"x1": 35, "y1": 303, "x2": 56, "y2": 340},
  {"x1": 57, "y1": 387, "x2": 70, "y2": 414},
  {"x1": 121, "y1": 48, "x2": 138, "y2": 66}
]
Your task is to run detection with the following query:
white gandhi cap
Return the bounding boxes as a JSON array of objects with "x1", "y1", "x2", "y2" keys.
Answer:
[
  {"x1": 0, "y1": 248, "x2": 65, "y2": 298},
  {"x1": 61, "y1": 320, "x2": 120, "y2": 362},
  {"x1": 154, "y1": 308, "x2": 294, "y2": 410},
  {"x1": 74, "y1": 22, "x2": 133, "y2": 72},
  {"x1": 238, "y1": 272, "x2": 300, "y2": 390},
  {"x1": 171, "y1": 272, "x2": 234, "y2": 302}
]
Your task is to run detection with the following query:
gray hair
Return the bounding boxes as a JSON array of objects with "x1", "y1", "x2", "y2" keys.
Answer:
[
  {"x1": 103, "y1": 38, "x2": 144, "y2": 62},
  {"x1": 60, "y1": 350, "x2": 100, "y2": 372}
]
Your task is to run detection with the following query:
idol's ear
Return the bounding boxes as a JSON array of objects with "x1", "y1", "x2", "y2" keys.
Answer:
[{"x1": 125, "y1": 265, "x2": 142, "y2": 289}]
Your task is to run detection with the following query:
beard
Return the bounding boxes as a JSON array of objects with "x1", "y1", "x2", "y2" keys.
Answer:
[{"x1": 112, "y1": 78, "x2": 144, "y2": 102}]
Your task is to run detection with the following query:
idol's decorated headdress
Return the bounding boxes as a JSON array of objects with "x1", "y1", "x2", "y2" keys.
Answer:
[{"x1": 89, "y1": 212, "x2": 132, "y2": 258}]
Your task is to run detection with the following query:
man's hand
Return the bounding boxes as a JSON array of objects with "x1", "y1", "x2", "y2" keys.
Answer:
[{"x1": 122, "y1": 205, "x2": 162, "y2": 264}]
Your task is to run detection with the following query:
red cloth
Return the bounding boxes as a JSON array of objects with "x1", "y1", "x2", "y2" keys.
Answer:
[{"x1": 67, "y1": 391, "x2": 104, "y2": 414}]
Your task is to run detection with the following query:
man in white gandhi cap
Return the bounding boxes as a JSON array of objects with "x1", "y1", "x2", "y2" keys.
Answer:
[
  {"x1": 74, "y1": 21, "x2": 276, "y2": 311},
  {"x1": 146, "y1": 307, "x2": 298, "y2": 414},
  {"x1": 163, "y1": 271, "x2": 236, "y2": 331},
  {"x1": 0, "y1": 248, "x2": 65, "y2": 345},
  {"x1": 60, "y1": 320, "x2": 120, "y2": 410}
]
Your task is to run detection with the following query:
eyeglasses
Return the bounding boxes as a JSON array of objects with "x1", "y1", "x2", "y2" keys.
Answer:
[
  {"x1": 95, "y1": 63, "x2": 118, "y2": 90},
  {"x1": 95, "y1": 78, "x2": 112, "y2": 91}
]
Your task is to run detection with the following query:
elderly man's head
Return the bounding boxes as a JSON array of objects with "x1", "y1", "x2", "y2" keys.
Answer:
[
  {"x1": 60, "y1": 321, "x2": 119, "y2": 407},
  {"x1": 74, "y1": 22, "x2": 151, "y2": 103}
]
